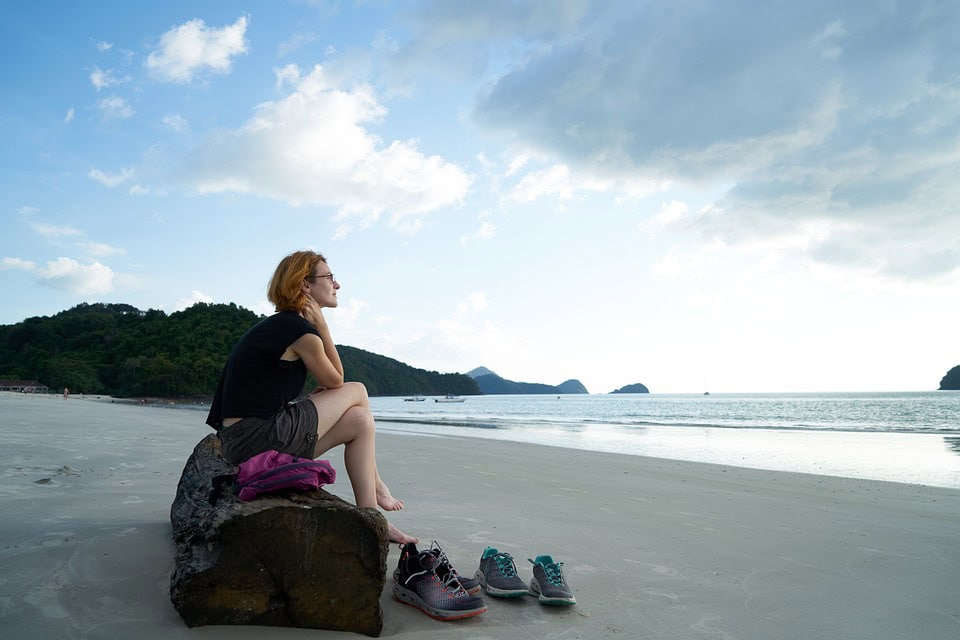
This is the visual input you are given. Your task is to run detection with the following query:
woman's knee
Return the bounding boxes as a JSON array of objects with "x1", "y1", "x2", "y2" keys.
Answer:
[
  {"x1": 343, "y1": 405, "x2": 375, "y2": 437},
  {"x1": 342, "y1": 381, "x2": 369, "y2": 403}
]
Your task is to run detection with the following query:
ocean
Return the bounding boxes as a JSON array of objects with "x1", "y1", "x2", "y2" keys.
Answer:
[{"x1": 369, "y1": 392, "x2": 960, "y2": 489}]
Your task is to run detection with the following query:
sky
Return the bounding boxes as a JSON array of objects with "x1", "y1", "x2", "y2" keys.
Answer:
[{"x1": 2, "y1": 1, "x2": 959, "y2": 394}]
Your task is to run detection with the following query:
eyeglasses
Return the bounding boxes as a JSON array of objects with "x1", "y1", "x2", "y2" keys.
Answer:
[{"x1": 307, "y1": 273, "x2": 336, "y2": 284}]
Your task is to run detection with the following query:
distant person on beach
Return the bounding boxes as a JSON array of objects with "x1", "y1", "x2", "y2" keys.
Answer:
[{"x1": 206, "y1": 250, "x2": 416, "y2": 544}]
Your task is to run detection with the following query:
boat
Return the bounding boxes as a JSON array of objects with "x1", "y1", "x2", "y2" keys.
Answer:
[
  {"x1": 403, "y1": 395, "x2": 425, "y2": 402},
  {"x1": 434, "y1": 394, "x2": 465, "y2": 403}
]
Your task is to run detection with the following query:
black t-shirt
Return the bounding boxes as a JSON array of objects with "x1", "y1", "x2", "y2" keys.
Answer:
[{"x1": 206, "y1": 312, "x2": 320, "y2": 429}]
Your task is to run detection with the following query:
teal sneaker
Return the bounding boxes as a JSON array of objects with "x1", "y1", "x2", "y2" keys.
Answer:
[
  {"x1": 528, "y1": 555, "x2": 576, "y2": 605},
  {"x1": 475, "y1": 547, "x2": 529, "y2": 597}
]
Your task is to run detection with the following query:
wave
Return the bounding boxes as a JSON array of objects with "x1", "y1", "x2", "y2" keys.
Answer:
[{"x1": 372, "y1": 412, "x2": 960, "y2": 435}]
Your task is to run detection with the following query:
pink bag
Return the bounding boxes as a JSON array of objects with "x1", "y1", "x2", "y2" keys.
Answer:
[{"x1": 234, "y1": 450, "x2": 336, "y2": 501}]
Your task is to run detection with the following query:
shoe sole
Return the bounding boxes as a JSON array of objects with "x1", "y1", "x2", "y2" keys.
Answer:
[
  {"x1": 392, "y1": 584, "x2": 488, "y2": 621},
  {"x1": 530, "y1": 579, "x2": 576, "y2": 606},
  {"x1": 476, "y1": 570, "x2": 529, "y2": 598}
]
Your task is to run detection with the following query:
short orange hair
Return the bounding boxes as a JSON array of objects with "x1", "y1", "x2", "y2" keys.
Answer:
[{"x1": 267, "y1": 250, "x2": 327, "y2": 312}]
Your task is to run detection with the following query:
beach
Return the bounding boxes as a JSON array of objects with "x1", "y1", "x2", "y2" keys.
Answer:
[{"x1": 1, "y1": 392, "x2": 958, "y2": 639}]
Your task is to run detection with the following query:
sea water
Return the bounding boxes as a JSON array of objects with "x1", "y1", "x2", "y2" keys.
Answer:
[{"x1": 369, "y1": 392, "x2": 960, "y2": 488}]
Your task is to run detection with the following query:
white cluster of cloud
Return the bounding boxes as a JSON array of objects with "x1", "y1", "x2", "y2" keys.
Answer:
[
  {"x1": 395, "y1": 0, "x2": 960, "y2": 281},
  {"x1": 5, "y1": 210, "x2": 129, "y2": 298},
  {"x1": 2, "y1": 257, "x2": 116, "y2": 296},
  {"x1": 145, "y1": 15, "x2": 249, "y2": 83},
  {"x1": 185, "y1": 64, "x2": 471, "y2": 234},
  {"x1": 88, "y1": 167, "x2": 133, "y2": 187},
  {"x1": 173, "y1": 289, "x2": 213, "y2": 312},
  {"x1": 89, "y1": 66, "x2": 128, "y2": 91},
  {"x1": 97, "y1": 95, "x2": 133, "y2": 120},
  {"x1": 162, "y1": 114, "x2": 189, "y2": 134},
  {"x1": 29, "y1": 222, "x2": 82, "y2": 238}
]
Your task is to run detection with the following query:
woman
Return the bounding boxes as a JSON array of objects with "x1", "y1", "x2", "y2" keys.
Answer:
[{"x1": 206, "y1": 250, "x2": 416, "y2": 544}]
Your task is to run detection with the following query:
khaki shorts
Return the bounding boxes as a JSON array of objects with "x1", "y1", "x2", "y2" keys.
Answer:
[{"x1": 218, "y1": 399, "x2": 319, "y2": 465}]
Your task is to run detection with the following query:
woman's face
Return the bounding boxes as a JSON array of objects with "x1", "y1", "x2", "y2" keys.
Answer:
[{"x1": 305, "y1": 263, "x2": 340, "y2": 308}]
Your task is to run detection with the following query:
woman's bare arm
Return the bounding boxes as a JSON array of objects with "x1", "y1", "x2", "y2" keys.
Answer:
[{"x1": 293, "y1": 299, "x2": 345, "y2": 388}]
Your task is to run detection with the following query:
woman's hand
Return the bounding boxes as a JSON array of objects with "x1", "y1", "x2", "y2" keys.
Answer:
[{"x1": 301, "y1": 296, "x2": 329, "y2": 333}]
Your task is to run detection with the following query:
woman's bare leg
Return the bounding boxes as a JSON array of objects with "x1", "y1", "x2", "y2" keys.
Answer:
[
  {"x1": 308, "y1": 383, "x2": 416, "y2": 544},
  {"x1": 375, "y1": 469, "x2": 403, "y2": 511}
]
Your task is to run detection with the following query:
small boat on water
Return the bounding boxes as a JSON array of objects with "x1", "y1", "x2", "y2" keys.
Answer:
[
  {"x1": 434, "y1": 394, "x2": 465, "y2": 403},
  {"x1": 403, "y1": 395, "x2": 425, "y2": 402}
]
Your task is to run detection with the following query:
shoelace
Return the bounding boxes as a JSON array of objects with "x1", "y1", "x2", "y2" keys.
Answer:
[
  {"x1": 493, "y1": 553, "x2": 519, "y2": 578},
  {"x1": 434, "y1": 561, "x2": 468, "y2": 595},
  {"x1": 428, "y1": 542, "x2": 467, "y2": 595},
  {"x1": 543, "y1": 561, "x2": 565, "y2": 586},
  {"x1": 530, "y1": 558, "x2": 566, "y2": 586}
]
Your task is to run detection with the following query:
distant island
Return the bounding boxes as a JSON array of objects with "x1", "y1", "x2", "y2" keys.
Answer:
[
  {"x1": 610, "y1": 383, "x2": 650, "y2": 394},
  {"x1": 467, "y1": 367, "x2": 589, "y2": 394},
  {"x1": 940, "y1": 365, "x2": 960, "y2": 390}
]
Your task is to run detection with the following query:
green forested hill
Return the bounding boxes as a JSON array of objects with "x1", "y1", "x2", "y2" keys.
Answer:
[{"x1": 0, "y1": 303, "x2": 478, "y2": 398}]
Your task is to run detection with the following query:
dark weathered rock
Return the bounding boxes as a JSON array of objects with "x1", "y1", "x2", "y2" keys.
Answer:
[{"x1": 170, "y1": 434, "x2": 388, "y2": 636}]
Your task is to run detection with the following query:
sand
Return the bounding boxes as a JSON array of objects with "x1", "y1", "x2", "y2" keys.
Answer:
[{"x1": 1, "y1": 391, "x2": 958, "y2": 639}]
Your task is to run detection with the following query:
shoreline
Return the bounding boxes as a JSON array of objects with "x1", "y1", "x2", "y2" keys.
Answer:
[
  {"x1": 375, "y1": 418, "x2": 960, "y2": 490},
  {"x1": 1, "y1": 392, "x2": 958, "y2": 639},
  {"x1": 8, "y1": 391, "x2": 960, "y2": 489}
]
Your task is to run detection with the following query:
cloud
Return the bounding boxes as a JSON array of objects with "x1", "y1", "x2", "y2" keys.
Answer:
[
  {"x1": 89, "y1": 66, "x2": 128, "y2": 90},
  {"x1": 88, "y1": 167, "x2": 133, "y2": 187},
  {"x1": 185, "y1": 64, "x2": 471, "y2": 231},
  {"x1": 506, "y1": 165, "x2": 575, "y2": 203},
  {"x1": 504, "y1": 161, "x2": 663, "y2": 205},
  {"x1": 455, "y1": 291, "x2": 487, "y2": 316},
  {"x1": 145, "y1": 15, "x2": 249, "y2": 83},
  {"x1": 388, "y1": 0, "x2": 588, "y2": 89},
  {"x1": 80, "y1": 242, "x2": 126, "y2": 258},
  {"x1": 330, "y1": 298, "x2": 367, "y2": 329},
  {"x1": 128, "y1": 184, "x2": 152, "y2": 195},
  {"x1": 1, "y1": 256, "x2": 116, "y2": 295},
  {"x1": 460, "y1": 220, "x2": 496, "y2": 244},
  {"x1": 455, "y1": 0, "x2": 960, "y2": 280},
  {"x1": 162, "y1": 114, "x2": 189, "y2": 134},
  {"x1": 2, "y1": 257, "x2": 36, "y2": 270},
  {"x1": 30, "y1": 222, "x2": 82, "y2": 238},
  {"x1": 64, "y1": 108, "x2": 74, "y2": 123},
  {"x1": 278, "y1": 31, "x2": 318, "y2": 58},
  {"x1": 173, "y1": 289, "x2": 213, "y2": 312},
  {"x1": 97, "y1": 95, "x2": 133, "y2": 120},
  {"x1": 96, "y1": 41, "x2": 113, "y2": 52}
]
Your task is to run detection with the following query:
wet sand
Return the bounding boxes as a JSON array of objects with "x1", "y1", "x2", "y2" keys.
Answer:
[{"x1": 1, "y1": 392, "x2": 958, "y2": 639}]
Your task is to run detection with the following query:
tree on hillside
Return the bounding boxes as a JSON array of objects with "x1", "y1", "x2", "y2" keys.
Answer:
[{"x1": 0, "y1": 303, "x2": 478, "y2": 398}]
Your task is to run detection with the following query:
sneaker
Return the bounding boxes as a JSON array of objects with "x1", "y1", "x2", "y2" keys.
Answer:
[
  {"x1": 393, "y1": 542, "x2": 488, "y2": 621},
  {"x1": 392, "y1": 541, "x2": 481, "y2": 595},
  {"x1": 429, "y1": 542, "x2": 482, "y2": 595},
  {"x1": 528, "y1": 555, "x2": 576, "y2": 606},
  {"x1": 475, "y1": 547, "x2": 529, "y2": 598}
]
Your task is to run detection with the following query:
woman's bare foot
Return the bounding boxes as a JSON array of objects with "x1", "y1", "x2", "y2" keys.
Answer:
[
  {"x1": 376, "y1": 479, "x2": 404, "y2": 511},
  {"x1": 388, "y1": 521, "x2": 418, "y2": 545}
]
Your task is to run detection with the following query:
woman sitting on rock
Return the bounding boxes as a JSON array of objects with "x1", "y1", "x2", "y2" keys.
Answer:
[{"x1": 206, "y1": 249, "x2": 417, "y2": 544}]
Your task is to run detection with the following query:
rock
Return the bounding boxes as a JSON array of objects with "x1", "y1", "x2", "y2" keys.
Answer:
[
  {"x1": 940, "y1": 365, "x2": 960, "y2": 390},
  {"x1": 169, "y1": 434, "x2": 388, "y2": 637}
]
